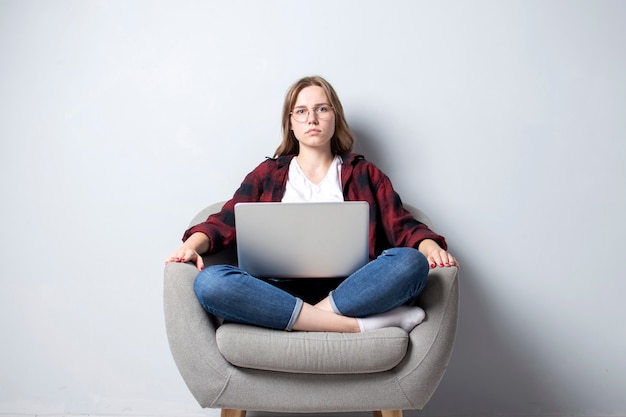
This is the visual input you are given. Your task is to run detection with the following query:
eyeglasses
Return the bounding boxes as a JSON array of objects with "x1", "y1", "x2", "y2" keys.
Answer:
[{"x1": 290, "y1": 105, "x2": 334, "y2": 122}]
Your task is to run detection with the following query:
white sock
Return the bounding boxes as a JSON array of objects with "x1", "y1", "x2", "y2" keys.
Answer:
[{"x1": 357, "y1": 306, "x2": 426, "y2": 332}]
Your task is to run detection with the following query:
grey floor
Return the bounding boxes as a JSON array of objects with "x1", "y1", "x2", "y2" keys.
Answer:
[{"x1": 0, "y1": 411, "x2": 422, "y2": 417}]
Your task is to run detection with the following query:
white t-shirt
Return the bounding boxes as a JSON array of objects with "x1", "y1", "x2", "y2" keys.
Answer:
[{"x1": 282, "y1": 155, "x2": 344, "y2": 203}]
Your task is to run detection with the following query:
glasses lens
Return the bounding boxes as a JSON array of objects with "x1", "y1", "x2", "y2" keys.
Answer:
[
  {"x1": 316, "y1": 106, "x2": 332, "y2": 119},
  {"x1": 292, "y1": 110, "x2": 307, "y2": 122}
]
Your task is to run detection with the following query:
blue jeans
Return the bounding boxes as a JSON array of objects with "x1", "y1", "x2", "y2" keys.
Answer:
[{"x1": 193, "y1": 247, "x2": 429, "y2": 330}]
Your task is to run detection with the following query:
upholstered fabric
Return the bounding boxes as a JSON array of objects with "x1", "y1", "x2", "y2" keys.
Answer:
[
  {"x1": 164, "y1": 201, "x2": 459, "y2": 413},
  {"x1": 216, "y1": 324, "x2": 408, "y2": 374}
]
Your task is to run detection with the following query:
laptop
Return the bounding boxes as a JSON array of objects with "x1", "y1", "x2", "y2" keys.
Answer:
[{"x1": 234, "y1": 202, "x2": 369, "y2": 278}]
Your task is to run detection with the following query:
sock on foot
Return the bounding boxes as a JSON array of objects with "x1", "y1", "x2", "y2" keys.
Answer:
[{"x1": 357, "y1": 306, "x2": 426, "y2": 332}]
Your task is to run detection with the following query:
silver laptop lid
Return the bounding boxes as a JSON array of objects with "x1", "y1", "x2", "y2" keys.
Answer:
[{"x1": 234, "y1": 202, "x2": 369, "y2": 278}]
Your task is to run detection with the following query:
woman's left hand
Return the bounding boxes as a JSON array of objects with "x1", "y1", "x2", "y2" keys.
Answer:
[{"x1": 418, "y1": 239, "x2": 460, "y2": 269}]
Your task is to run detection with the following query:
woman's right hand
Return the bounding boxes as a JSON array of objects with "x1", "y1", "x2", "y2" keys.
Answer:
[
  {"x1": 165, "y1": 247, "x2": 204, "y2": 271},
  {"x1": 165, "y1": 232, "x2": 210, "y2": 271}
]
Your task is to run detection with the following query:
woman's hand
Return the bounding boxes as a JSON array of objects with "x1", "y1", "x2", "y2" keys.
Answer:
[
  {"x1": 164, "y1": 232, "x2": 210, "y2": 271},
  {"x1": 165, "y1": 247, "x2": 204, "y2": 271},
  {"x1": 418, "y1": 239, "x2": 459, "y2": 269}
]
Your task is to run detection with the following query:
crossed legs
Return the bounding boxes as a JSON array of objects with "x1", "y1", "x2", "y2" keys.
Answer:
[{"x1": 194, "y1": 247, "x2": 429, "y2": 332}]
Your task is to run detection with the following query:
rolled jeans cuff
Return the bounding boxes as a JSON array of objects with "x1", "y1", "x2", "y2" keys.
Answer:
[
  {"x1": 328, "y1": 290, "x2": 343, "y2": 315},
  {"x1": 285, "y1": 297, "x2": 304, "y2": 331}
]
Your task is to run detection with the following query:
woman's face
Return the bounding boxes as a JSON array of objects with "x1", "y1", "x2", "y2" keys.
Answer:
[{"x1": 290, "y1": 86, "x2": 335, "y2": 153}]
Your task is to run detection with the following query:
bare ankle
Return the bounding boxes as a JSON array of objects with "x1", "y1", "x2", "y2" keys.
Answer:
[{"x1": 314, "y1": 297, "x2": 335, "y2": 313}]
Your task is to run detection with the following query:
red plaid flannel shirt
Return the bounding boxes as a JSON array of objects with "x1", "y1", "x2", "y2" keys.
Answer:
[{"x1": 183, "y1": 153, "x2": 447, "y2": 259}]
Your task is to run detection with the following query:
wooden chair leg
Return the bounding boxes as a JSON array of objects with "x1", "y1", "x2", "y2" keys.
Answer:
[
  {"x1": 221, "y1": 409, "x2": 246, "y2": 417},
  {"x1": 373, "y1": 410, "x2": 402, "y2": 417}
]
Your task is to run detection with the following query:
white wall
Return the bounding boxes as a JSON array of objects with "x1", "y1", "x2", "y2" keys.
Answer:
[{"x1": 1, "y1": 1, "x2": 625, "y2": 416}]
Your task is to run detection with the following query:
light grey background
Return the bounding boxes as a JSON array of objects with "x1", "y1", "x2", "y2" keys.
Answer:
[{"x1": 1, "y1": 1, "x2": 625, "y2": 416}]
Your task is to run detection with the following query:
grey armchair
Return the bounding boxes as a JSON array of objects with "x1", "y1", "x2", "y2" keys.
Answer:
[{"x1": 164, "y1": 201, "x2": 459, "y2": 417}]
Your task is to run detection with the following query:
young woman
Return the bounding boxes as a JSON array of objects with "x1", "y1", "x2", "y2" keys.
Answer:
[{"x1": 166, "y1": 76, "x2": 458, "y2": 333}]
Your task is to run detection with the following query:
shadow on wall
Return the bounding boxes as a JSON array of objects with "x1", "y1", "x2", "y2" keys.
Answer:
[
  {"x1": 350, "y1": 121, "x2": 570, "y2": 416},
  {"x1": 416, "y1": 261, "x2": 572, "y2": 416},
  {"x1": 351, "y1": 123, "x2": 387, "y2": 170}
]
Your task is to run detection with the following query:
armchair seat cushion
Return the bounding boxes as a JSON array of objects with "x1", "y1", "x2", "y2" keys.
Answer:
[{"x1": 216, "y1": 323, "x2": 409, "y2": 374}]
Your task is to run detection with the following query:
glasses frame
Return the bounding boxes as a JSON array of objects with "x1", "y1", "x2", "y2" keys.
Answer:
[{"x1": 290, "y1": 104, "x2": 334, "y2": 123}]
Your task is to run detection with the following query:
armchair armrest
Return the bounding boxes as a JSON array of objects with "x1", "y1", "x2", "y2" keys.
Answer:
[
  {"x1": 163, "y1": 261, "x2": 232, "y2": 406},
  {"x1": 398, "y1": 265, "x2": 459, "y2": 409}
]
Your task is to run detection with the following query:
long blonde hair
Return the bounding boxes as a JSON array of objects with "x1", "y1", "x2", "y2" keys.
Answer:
[{"x1": 274, "y1": 76, "x2": 356, "y2": 157}]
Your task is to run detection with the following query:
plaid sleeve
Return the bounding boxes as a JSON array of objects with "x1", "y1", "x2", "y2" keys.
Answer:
[
  {"x1": 347, "y1": 158, "x2": 447, "y2": 254},
  {"x1": 375, "y1": 172, "x2": 448, "y2": 251},
  {"x1": 182, "y1": 159, "x2": 275, "y2": 254}
]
